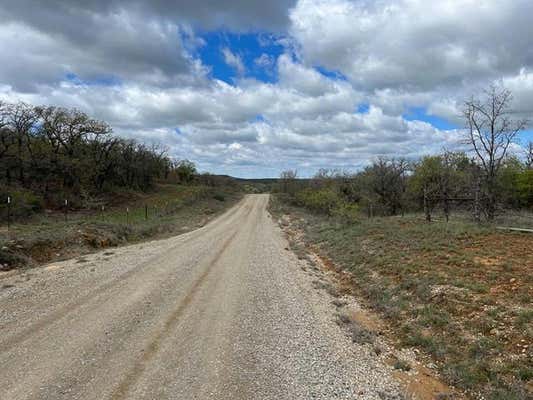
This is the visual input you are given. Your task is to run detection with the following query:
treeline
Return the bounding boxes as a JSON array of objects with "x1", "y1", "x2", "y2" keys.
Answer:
[
  {"x1": 278, "y1": 86, "x2": 533, "y2": 223},
  {"x1": 0, "y1": 101, "x2": 193, "y2": 217},
  {"x1": 278, "y1": 151, "x2": 532, "y2": 222}
]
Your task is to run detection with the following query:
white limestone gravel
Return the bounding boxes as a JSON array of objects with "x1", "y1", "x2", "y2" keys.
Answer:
[{"x1": 0, "y1": 194, "x2": 404, "y2": 399}]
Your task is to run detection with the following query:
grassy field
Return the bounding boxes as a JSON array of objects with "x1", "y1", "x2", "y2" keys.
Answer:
[
  {"x1": 0, "y1": 184, "x2": 242, "y2": 270},
  {"x1": 270, "y1": 196, "x2": 532, "y2": 400}
]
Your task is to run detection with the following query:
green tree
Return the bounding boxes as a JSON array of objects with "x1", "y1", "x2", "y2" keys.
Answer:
[
  {"x1": 174, "y1": 160, "x2": 197, "y2": 183},
  {"x1": 410, "y1": 152, "x2": 472, "y2": 221},
  {"x1": 361, "y1": 157, "x2": 410, "y2": 216},
  {"x1": 516, "y1": 170, "x2": 533, "y2": 208},
  {"x1": 497, "y1": 156, "x2": 524, "y2": 209},
  {"x1": 410, "y1": 156, "x2": 443, "y2": 222}
]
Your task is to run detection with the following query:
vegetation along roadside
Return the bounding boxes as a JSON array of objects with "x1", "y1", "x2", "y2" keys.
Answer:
[
  {"x1": 268, "y1": 88, "x2": 533, "y2": 399},
  {"x1": 269, "y1": 194, "x2": 532, "y2": 400},
  {"x1": 0, "y1": 101, "x2": 245, "y2": 270}
]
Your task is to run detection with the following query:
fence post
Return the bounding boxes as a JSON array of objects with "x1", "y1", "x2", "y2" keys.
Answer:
[
  {"x1": 145, "y1": 204, "x2": 148, "y2": 220},
  {"x1": 7, "y1": 195, "x2": 11, "y2": 232},
  {"x1": 64, "y1": 199, "x2": 68, "y2": 222},
  {"x1": 126, "y1": 207, "x2": 129, "y2": 225}
]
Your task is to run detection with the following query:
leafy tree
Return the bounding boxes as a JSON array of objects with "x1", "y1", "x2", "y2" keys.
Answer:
[
  {"x1": 516, "y1": 170, "x2": 533, "y2": 208},
  {"x1": 174, "y1": 159, "x2": 197, "y2": 183},
  {"x1": 410, "y1": 152, "x2": 472, "y2": 221},
  {"x1": 361, "y1": 157, "x2": 410, "y2": 216},
  {"x1": 0, "y1": 101, "x2": 173, "y2": 217},
  {"x1": 497, "y1": 156, "x2": 525, "y2": 209},
  {"x1": 410, "y1": 155, "x2": 443, "y2": 221}
]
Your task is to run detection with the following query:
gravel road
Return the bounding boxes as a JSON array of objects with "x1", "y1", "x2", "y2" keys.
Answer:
[{"x1": 0, "y1": 194, "x2": 403, "y2": 399}]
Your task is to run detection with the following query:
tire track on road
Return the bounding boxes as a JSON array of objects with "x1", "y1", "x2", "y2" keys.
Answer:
[
  {"x1": 0, "y1": 198, "x2": 248, "y2": 354},
  {"x1": 110, "y1": 229, "x2": 240, "y2": 400}
]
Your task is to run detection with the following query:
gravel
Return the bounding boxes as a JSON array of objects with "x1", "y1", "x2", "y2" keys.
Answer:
[{"x1": 0, "y1": 194, "x2": 404, "y2": 399}]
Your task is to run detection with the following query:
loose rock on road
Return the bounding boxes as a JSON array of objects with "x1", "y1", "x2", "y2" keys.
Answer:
[{"x1": 0, "y1": 194, "x2": 403, "y2": 399}]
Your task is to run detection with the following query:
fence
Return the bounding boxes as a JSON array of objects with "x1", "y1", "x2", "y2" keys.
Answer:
[{"x1": 0, "y1": 188, "x2": 213, "y2": 240}]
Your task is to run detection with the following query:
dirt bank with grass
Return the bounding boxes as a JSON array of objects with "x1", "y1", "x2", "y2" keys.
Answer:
[
  {"x1": 0, "y1": 184, "x2": 242, "y2": 270},
  {"x1": 269, "y1": 195, "x2": 532, "y2": 400}
]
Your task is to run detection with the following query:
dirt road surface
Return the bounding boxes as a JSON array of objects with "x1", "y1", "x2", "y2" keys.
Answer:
[{"x1": 0, "y1": 194, "x2": 403, "y2": 399}]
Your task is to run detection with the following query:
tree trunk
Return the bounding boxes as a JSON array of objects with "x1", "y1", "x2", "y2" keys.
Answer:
[
  {"x1": 423, "y1": 185, "x2": 431, "y2": 222},
  {"x1": 473, "y1": 177, "x2": 481, "y2": 223},
  {"x1": 443, "y1": 189, "x2": 450, "y2": 223},
  {"x1": 485, "y1": 175, "x2": 496, "y2": 221}
]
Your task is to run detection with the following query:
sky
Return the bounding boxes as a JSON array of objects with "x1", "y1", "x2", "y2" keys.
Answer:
[{"x1": 1, "y1": 0, "x2": 532, "y2": 177}]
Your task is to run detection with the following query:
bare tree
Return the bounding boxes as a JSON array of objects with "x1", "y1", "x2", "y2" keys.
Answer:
[
  {"x1": 526, "y1": 141, "x2": 533, "y2": 170},
  {"x1": 279, "y1": 169, "x2": 298, "y2": 194},
  {"x1": 0, "y1": 101, "x2": 11, "y2": 153},
  {"x1": 0, "y1": 102, "x2": 16, "y2": 184},
  {"x1": 463, "y1": 85, "x2": 528, "y2": 220},
  {"x1": 0, "y1": 101, "x2": 7, "y2": 130},
  {"x1": 7, "y1": 103, "x2": 39, "y2": 184}
]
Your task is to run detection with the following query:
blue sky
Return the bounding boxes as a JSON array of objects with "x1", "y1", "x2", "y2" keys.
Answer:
[
  {"x1": 403, "y1": 107, "x2": 457, "y2": 130},
  {"x1": 1, "y1": 0, "x2": 532, "y2": 177},
  {"x1": 195, "y1": 31, "x2": 501, "y2": 138},
  {"x1": 197, "y1": 32, "x2": 285, "y2": 84}
]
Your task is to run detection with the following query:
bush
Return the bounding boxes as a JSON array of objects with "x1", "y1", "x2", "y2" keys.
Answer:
[
  {"x1": 516, "y1": 170, "x2": 533, "y2": 208},
  {"x1": 332, "y1": 201, "x2": 360, "y2": 223},
  {"x1": 295, "y1": 187, "x2": 340, "y2": 215},
  {"x1": 212, "y1": 192, "x2": 225, "y2": 202},
  {"x1": 0, "y1": 188, "x2": 44, "y2": 221},
  {"x1": 0, "y1": 248, "x2": 28, "y2": 270},
  {"x1": 290, "y1": 187, "x2": 360, "y2": 221}
]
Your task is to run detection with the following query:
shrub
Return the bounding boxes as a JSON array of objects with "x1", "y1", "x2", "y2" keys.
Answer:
[
  {"x1": 332, "y1": 201, "x2": 360, "y2": 223},
  {"x1": 295, "y1": 187, "x2": 340, "y2": 215},
  {"x1": 0, "y1": 188, "x2": 44, "y2": 221},
  {"x1": 516, "y1": 170, "x2": 533, "y2": 208},
  {"x1": 0, "y1": 249, "x2": 28, "y2": 270},
  {"x1": 212, "y1": 192, "x2": 225, "y2": 202}
]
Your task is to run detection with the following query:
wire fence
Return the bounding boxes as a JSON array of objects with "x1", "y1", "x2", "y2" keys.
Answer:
[{"x1": 0, "y1": 189, "x2": 215, "y2": 241}]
